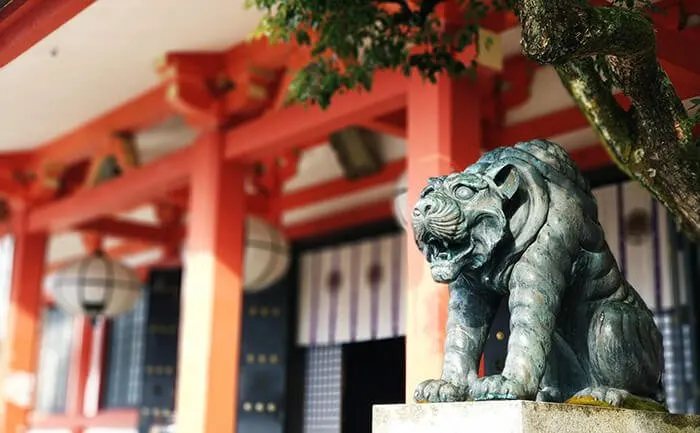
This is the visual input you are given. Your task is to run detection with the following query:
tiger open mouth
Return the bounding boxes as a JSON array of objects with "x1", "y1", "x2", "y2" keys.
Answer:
[{"x1": 422, "y1": 235, "x2": 473, "y2": 274}]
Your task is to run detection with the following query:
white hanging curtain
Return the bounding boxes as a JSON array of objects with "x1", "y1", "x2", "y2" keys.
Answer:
[
  {"x1": 0, "y1": 235, "x2": 14, "y2": 344},
  {"x1": 297, "y1": 233, "x2": 406, "y2": 346},
  {"x1": 593, "y1": 181, "x2": 675, "y2": 311}
]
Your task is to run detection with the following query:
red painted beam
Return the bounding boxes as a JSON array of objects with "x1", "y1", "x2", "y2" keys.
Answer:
[
  {"x1": 33, "y1": 85, "x2": 172, "y2": 167},
  {"x1": 662, "y1": 60, "x2": 700, "y2": 100},
  {"x1": 501, "y1": 94, "x2": 628, "y2": 146},
  {"x1": 0, "y1": 150, "x2": 34, "y2": 171},
  {"x1": 77, "y1": 217, "x2": 174, "y2": 244},
  {"x1": 656, "y1": 27, "x2": 700, "y2": 76},
  {"x1": 29, "y1": 146, "x2": 192, "y2": 232},
  {"x1": 0, "y1": 0, "x2": 95, "y2": 68},
  {"x1": 682, "y1": 0, "x2": 700, "y2": 15},
  {"x1": 45, "y1": 239, "x2": 155, "y2": 274},
  {"x1": 570, "y1": 144, "x2": 613, "y2": 171},
  {"x1": 224, "y1": 70, "x2": 408, "y2": 162},
  {"x1": 361, "y1": 119, "x2": 407, "y2": 139}
]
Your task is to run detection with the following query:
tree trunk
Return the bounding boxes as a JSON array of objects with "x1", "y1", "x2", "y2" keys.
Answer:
[{"x1": 513, "y1": 0, "x2": 700, "y2": 239}]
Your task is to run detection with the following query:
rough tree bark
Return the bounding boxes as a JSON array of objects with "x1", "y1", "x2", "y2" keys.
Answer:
[{"x1": 514, "y1": 0, "x2": 700, "y2": 238}]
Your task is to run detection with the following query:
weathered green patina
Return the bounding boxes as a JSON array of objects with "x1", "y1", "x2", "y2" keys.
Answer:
[{"x1": 411, "y1": 140, "x2": 666, "y2": 409}]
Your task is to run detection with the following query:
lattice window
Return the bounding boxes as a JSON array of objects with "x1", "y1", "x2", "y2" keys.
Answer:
[
  {"x1": 101, "y1": 290, "x2": 149, "y2": 408},
  {"x1": 303, "y1": 346, "x2": 343, "y2": 433}
]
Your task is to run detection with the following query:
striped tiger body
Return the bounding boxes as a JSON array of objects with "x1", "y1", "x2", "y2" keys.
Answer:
[{"x1": 411, "y1": 140, "x2": 665, "y2": 408}]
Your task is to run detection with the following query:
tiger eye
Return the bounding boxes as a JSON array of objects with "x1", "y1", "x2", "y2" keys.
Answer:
[{"x1": 454, "y1": 185, "x2": 474, "y2": 199}]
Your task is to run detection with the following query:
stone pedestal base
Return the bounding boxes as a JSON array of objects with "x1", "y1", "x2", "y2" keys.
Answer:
[{"x1": 372, "y1": 401, "x2": 700, "y2": 433}]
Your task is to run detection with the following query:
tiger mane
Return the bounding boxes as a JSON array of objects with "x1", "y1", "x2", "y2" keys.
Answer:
[{"x1": 460, "y1": 140, "x2": 600, "y2": 287}]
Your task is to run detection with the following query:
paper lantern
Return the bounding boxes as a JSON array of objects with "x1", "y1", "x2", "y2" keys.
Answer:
[
  {"x1": 46, "y1": 252, "x2": 142, "y2": 318},
  {"x1": 244, "y1": 216, "x2": 291, "y2": 292},
  {"x1": 181, "y1": 216, "x2": 291, "y2": 293},
  {"x1": 393, "y1": 171, "x2": 409, "y2": 230}
]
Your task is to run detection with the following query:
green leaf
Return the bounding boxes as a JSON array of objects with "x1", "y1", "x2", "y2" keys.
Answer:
[{"x1": 245, "y1": 0, "x2": 497, "y2": 108}]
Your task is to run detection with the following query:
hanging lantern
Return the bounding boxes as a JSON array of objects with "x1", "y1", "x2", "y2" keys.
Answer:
[
  {"x1": 181, "y1": 216, "x2": 291, "y2": 293},
  {"x1": 46, "y1": 252, "x2": 142, "y2": 318},
  {"x1": 244, "y1": 216, "x2": 291, "y2": 292},
  {"x1": 393, "y1": 171, "x2": 409, "y2": 230}
]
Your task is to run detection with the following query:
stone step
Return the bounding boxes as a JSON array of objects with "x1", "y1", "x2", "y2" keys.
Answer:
[{"x1": 372, "y1": 401, "x2": 700, "y2": 433}]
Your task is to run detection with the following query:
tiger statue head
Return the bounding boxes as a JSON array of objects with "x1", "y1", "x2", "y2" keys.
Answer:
[{"x1": 411, "y1": 140, "x2": 594, "y2": 286}]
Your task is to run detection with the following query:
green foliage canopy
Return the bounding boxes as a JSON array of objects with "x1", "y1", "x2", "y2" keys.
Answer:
[{"x1": 245, "y1": 0, "x2": 522, "y2": 107}]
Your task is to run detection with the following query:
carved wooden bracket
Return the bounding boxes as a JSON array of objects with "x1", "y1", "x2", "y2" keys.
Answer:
[
  {"x1": 249, "y1": 149, "x2": 301, "y2": 224},
  {"x1": 158, "y1": 49, "x2": 281, "y2": 126},
  {"x1": 84, "y1": 131, "x2": 140, "y2": 189},
  {"x1": 158, "y1": 51, "x2": 228, "y2": 126}
]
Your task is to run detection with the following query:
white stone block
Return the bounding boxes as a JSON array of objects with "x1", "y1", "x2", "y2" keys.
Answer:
[{"x1": 372, "y1": 401, "x2": 700, "y2": 433}]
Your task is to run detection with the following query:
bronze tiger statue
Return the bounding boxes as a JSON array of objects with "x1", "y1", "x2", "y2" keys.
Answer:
[{"x1": 411, "y1": 139, "x2": 665, "y2": 408}]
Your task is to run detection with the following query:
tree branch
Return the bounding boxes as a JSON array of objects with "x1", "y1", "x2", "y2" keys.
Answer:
[
  {"x1": 556, "y1": 58, "x2": 636, "y2": 169},
  {"x1": 514, "y1": 0, "x2": 700, "y2": 237}
]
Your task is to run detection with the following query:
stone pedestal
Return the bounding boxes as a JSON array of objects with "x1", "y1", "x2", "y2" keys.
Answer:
[{"x1": 372, "y1": 401, "x2": 700, "y2": 433}]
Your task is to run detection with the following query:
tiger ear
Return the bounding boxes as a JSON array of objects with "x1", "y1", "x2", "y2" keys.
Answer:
[{"x1": 492, "y1": 165, "x2": 519, "y2": 200}]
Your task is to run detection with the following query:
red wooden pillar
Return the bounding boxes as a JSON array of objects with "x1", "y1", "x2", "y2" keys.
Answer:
[
  {"x1": 0, "y1": 208, "x2": 48, "y2": 433},
  {"x1": 174, "y1": 131, "x2": 246, "y2": 433},
  {"x1": 404, "y1": 74, "x2": 482, "y2": 399}
]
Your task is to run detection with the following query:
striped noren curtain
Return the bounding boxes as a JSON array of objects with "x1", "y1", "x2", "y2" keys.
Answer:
[{"x1": 297, "y1": 234, "x2": 405, "y2": 346}]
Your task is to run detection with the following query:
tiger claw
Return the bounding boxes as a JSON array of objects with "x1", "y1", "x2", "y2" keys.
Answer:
[{"x1": 414, "y1": 379, "x2": 468, "y2": 403}]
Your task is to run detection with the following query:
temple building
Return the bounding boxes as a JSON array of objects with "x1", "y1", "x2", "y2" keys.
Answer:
[{"x1": 0, "y1": 1, "x2": 698, "y2": 433}]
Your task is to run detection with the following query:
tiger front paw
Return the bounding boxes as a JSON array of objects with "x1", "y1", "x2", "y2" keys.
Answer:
[
  {"x1": 414, "y1": 379, "x2": 468, "y2": 403},
  {"x1": 468, "y1": 375, "x2": 530, "y2": 401}
]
